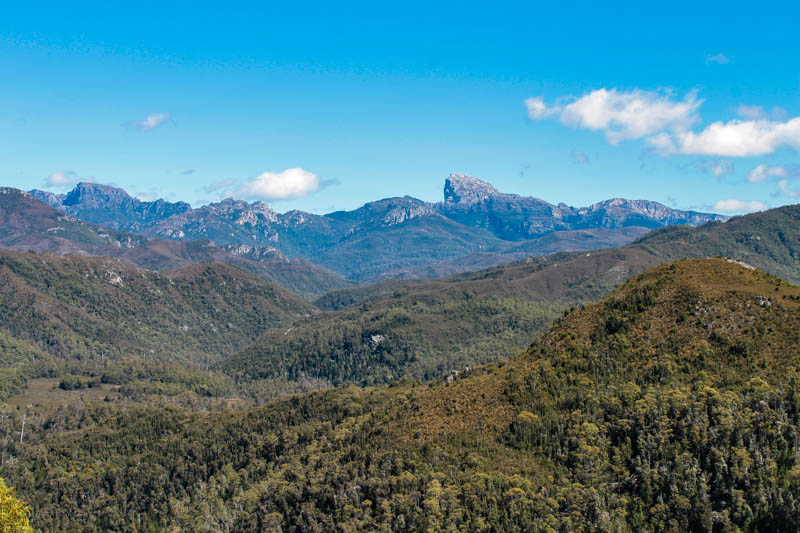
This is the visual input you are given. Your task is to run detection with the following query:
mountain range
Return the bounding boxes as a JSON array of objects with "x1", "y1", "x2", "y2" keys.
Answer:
[
  {"x1": 30, "y1": 174, "x2": 727, "y2": 281},
  {"x1": 0, "y1": 188, "x2": 350, "y2": 298}
]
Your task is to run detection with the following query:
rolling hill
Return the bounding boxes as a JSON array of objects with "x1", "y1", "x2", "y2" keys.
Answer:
[
  {"x1": 0, "y1": 250, "x2": 314, "y2": 363},
  {"x1": 5, "y1": 258, "x2": 800, "y2": 531}
]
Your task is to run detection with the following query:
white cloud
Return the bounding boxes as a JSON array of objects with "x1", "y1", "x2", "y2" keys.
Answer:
[
  {"x1": 650, "y1": 117, "x2": 800, "y2": 157},
  {"x1": 524, "y1": 97, "x2": 560, "y2": 119},
  {"x1": 696, "y1": 159, "x2": 734, "y2": 178},
  {"x1": 706, "y1": 53, "x2": 731, "y2": 65},
  {"x1": 134, "y1": 112, "x2": 171, "y2": 131},
  {"x1": 746, "y1": 163, "x2": 788, "y2": 183},
  {"x1": 46, "y1": 170, "x2": 78, "y2": 187},
  {"x1": 527, "y1": 88, "x2": 800, "y2": 158},
  {"x1": 527, "y1": 89, "x2": 701, "y2": 144},
  {"x1": 713, "y1": 199, "x2": 768, "y2": 214},
  {"x1": 239, "y1": 168, "x2": 322, "y2": 200}
]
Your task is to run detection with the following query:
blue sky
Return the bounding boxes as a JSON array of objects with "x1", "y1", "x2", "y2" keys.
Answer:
[{"x1": 1, "y1": 1, "x2": 798, "y2": 214}]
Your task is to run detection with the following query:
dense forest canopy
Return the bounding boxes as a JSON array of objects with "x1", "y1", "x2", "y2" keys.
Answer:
[{"x1": 1, "y1": 258, "x2": 800, "y2": 531}]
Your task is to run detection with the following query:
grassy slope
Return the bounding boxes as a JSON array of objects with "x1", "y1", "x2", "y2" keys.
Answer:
[{"x1": 5, "y1": 259, "x2": 800, "y2": 531}]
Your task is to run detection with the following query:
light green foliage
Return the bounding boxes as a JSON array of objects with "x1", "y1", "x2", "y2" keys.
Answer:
[{"x1": 0, "y1": 478, "x2": 33, "y2": 533}]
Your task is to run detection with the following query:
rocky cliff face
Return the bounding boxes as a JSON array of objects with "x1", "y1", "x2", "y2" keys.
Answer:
[{"x1": 443, "y1": 173, "x2": 501, "y2": 204}]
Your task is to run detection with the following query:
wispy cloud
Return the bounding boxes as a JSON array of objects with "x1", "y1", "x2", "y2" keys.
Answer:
[
  {"x1": 746, "y1": 163, "x2": 788, "y2": 183},
  {"x1": 706, "y1": 53, "x2": 730, "y2": 65},
  {"x1": 135, "y1": 191, "x2": 158, "y2": 202},
  {"x1": 239, "y1": 168, "x2": 327, "y2": 201},
  {"x1": 713, "y1": 199, "x2": 767, "y2": 214},
  {"x1": 696, "y1": 159, "x2": 734, "y2": 179},
  {"x1": 736, "y1": 105, "x2": 766, "y2": 120},
  {"x1": 203, "y1": 179, "x2": 236, "y2": 194},
  {"x1": 736, "y1": 105, "x2": 790, "y2": 121},
  {"x1": 776, "y1": 179, "x2": 800, "y2": 198},
  {"x1": 524, "y1": 97, "x2": 561, "y2": 120},
  {"x1": 181, "y1": 169, "x2": 195, "y2": 175},
  {"x1": 133, "y1": 112, "x2": 171, "y2": 131}
]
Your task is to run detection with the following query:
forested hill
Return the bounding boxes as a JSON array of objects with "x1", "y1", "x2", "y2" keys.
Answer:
[
  {"x1": 633, "y1": 203, "x2": 800, "y2": 284},
  {"x1": 5, "y1": 258, "x2": 800, "y2": 531},
  {"x1": 0, "y1": 250, "x2": 314, "y2": 363},
  {"x1": 222, "y1": 204, "x2": 800, "y2": 390}
]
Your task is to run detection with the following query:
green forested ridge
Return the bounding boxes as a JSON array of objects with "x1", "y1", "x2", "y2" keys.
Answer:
[
  {"x1": 0, "y1": 250, "x2": 313, "y2": 362},
  {"x1": 221, "y1": 296, "x2": 562, "y2": 386},
  {"x1": 318, "y1": 204, "x2": 800, "y2": 313},
  {"x1": 220, "y1": 204, "x2": 800, "y2": 391},
  {"x1": 633, "y1": 204, "x2": 800, "y2": 283},
  {"x1": 2, "y1": 259, "x2": 800, "y2": 531}
]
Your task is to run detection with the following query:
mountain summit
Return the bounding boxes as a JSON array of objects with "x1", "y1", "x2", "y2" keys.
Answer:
[
  {"x1": 443, "y1": 173, "x2": 501, "y2": 204},
  {"x1": 31, "y1": 182, "x2": 192, "y2": 233}
]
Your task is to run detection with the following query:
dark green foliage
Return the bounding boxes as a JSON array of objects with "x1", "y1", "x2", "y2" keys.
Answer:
[{"x1": 222, "y1": 296, "x2": 561, "y2": 386}]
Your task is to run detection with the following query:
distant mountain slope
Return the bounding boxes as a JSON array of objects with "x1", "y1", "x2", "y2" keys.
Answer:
[
  {"x1": 31, "y1": 182, "x2": 191, "y2": 232},
  {"x1": 318, "y1": 203, "x2": 800, "y2": 311},
  {"x1": 1, "y1": 188, "x2": 350, "y2": 298},
  {"x1": 10, "y1": 259, "x2": 800, "y2": 531},
  {"x1": 435, "y1": 173, "x2": 726, "y2": 239},
  {"x1": 31, "y1": 175, "x2": 725, "y2": 280},
  {"x1": 0, "y1": 250, "x2": 314, "y2": 362}
]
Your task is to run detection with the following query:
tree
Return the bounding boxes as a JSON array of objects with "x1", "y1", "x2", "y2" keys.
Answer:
[{"x1": 0, "y1": 478, "x2": 33, "y2": 533}]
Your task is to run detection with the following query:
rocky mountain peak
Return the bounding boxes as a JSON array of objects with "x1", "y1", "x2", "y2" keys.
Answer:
[
  {"x1": 64, "y1": 182, "x2": 133, "y2": 208},
  {"x1": 443, "y1": 173, "x2": 501, "y2": 204}
]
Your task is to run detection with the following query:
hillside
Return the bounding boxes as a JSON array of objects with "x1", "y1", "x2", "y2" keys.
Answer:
[
  {"x1": 0, "y1": 250, "x2": 314, "y2": 363},
  {"x1": 5, "y1": 259, "x2": 800, "y2": 531},
  {"x1": 1, "y1": 188, "x2": 350, "y2": 298},
  {"x1": 221, "y1": 204, "x2": 800, "y2": 393}
]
